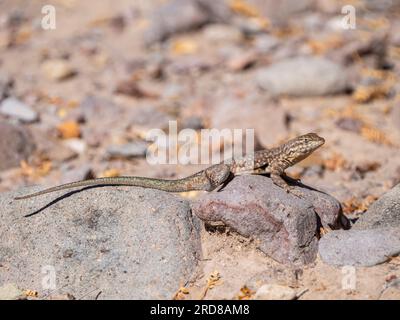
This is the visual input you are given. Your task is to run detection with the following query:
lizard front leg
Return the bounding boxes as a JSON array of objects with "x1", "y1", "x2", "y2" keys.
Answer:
[{"x1": 270, "y1": 167, "x2": 303, "y2": 198}]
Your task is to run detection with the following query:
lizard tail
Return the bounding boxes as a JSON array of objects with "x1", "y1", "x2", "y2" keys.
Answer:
[{"x1": 14, "y1": 176, "x2": 191, "y2": 200}]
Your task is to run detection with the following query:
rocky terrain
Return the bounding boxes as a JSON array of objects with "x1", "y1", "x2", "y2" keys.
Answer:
[{"x1": 0, "y1": 0, "x2": 399, "y2": 300}]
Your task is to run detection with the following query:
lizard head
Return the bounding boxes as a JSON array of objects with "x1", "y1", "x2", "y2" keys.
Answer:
[
  {"x1": 203, "y1": 164, "x2": 231, "y2": 191},
  {"x1": 281, "y1": 133, "x2": 325, "y2": 166}
]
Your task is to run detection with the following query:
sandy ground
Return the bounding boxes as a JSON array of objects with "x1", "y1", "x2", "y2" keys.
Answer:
[{"x1": 0, "y1": 0, "x2": 399, "y2": 299}]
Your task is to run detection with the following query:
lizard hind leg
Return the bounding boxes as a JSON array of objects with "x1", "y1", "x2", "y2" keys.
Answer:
[{"x1": 203, "y1": 164, "x2": 232, "y2": 191}]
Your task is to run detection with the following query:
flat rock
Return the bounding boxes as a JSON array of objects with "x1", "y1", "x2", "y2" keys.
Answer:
[
  {"x1": 353, "y1": 183, "x2": 400, "y2": 230},
  {"x1": 0, "y1": 97, "x2": 38, "y2": 123},
  {"x1": 0, "y1": 186, "x2": 202, "y2": 299},
  {"x1": 191, "y1": 175, "x2": 345, "y2": 265},
  {"x1": 319, "y1": 228, "x2": 400, "y2": 267},
  {"x1": 256, "y1": 56, "x2": 349, "y2": 97},
  {"x1": 0, "y1": 122, "x2": 35, "y2": 171}
]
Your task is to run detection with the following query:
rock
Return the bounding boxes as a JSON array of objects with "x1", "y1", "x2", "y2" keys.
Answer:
[
  {"x1": 248, "y1": 0, "x2": 314, "y2": 26},
  {"x1": 202, "y1": 24, "x2": 243, "y2": 44},
  {"x1": 256, "y1": 56, "x2": 349, "y2": 97},
  {"x1": 191, "y1": 175, "x2": 344, "y2": 265},
  {"x1": 144, "y1": 0, "x2": 209, "y2": 45},
  {"x1": 0, "y1": 186, "x2": 202, "y2": 299},
  {"x1": 60, "y1": 164, "x2": 94, "y2": 184},
  {"x1": 253, "y1": 35, "x2": 280, "y2": 53},
  {"x1": 114, "y1": 79, "x2": 159, "y2": 99},
  {"x1": 226, "y1": 51, "x2": 257, "y2": 71},
  {"x1": 180, "y1": 116, "x2": 204, "y2": 130},
  {"x1": 254, "y1": 284, "x2": 297, "y2": 300},
  {"x1": 0, "y1": 283, "x2": 25, "y2": 300},
  {"x1": 41, "y1": 59, "x2": 76, "y2": 81},
  {"x1": 128, "y1": 105, "x2": 174, "y2": 131},
  {"x1": 335, "y1": 117, "x2": 363, "y2": 133},
  {"x1": 106, "y1": 141, "x2": 148, "y2": 158},
  {"x1": 144, "y1": 0, "x2": 230, "y2": 45},
  {"x1": 79, "y1": 96, "x2": 122, "y2": 123},
  {"x1": 63, "y1": 138, "x2": 87, "y2": 155},
  {"x1": 353, "y1": 183, "x2": 400, "y2": 230},
  {"x1": 319, "y1": 228, "x2": 400, "y2": 267},
  {"x1": 0, "y1": 122, "x2": 35, "y2": 171},
  {"x1": 0, "y1": 97, "x2": 38, "y2": 123},
  {"x1": 210, "y1": 99, "x2": 288, "y2": 148},
  {"x1": 0, "y1": 73, "x2": 13, "y2": 100}
]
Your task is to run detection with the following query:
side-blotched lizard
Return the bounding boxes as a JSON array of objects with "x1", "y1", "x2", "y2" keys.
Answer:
[{"x1": 14, "y1": 133, "x2": 324, "y2": 200}]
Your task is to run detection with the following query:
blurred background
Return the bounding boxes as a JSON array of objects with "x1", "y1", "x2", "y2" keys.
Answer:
[{"x1": 0, "y1": 0, "x2": 399, "y2": 217}]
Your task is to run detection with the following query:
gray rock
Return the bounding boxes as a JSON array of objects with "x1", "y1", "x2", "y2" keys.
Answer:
[
  {"x1": 191, "y1": 175, "x2": 344, "y2": 265},
  {"x1": 80, "y1": 96, "x2": 123, "y2": 123},
  {"x1": 256, "y1": 56, "x2": 349, "y2": 97},
  {"x1": 354, "y1": 183, "x2": 400, "y2": 230},
  {"x1": 144, "y1": 0, "x2": 230, "y2": 45},
  {"x1": 0, "y1": 122, "x2": 35, "y2": 171},
  {"x1": 0, "y1": 186, "x2": 201, "y2": 299},
  {"x1": 319, "y1": 228, "x2": 400, "y2": 267},
  {"x1": 249, "y1": 0, "x2": 314, "y2": 26},
  {"x1": 0, "y1": 97, "x2": 38, "y2": 123},
  {"x1": 106, "y1": 141, "x2": 148, "y2": 159},
  {"x1": 144, "y1": 0, "x2": 209, "y2": 45},
  {"x1": 253, "y1": 35, "x2": 280, "y2": 53},
  {"x1": 60, "y1": 164, "x2": 94, "y2": 184},
  {"x1": 128, "y1": 105, "x2": 174, "y2": 131}
]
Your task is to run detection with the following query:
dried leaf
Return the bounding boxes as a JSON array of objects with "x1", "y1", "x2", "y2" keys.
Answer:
[
  {"x1": 237, "y1": 286, "x2": 254, "y2": 300},
  {"x1": 199, "y1": 271, "x2": 223, "y2": 300},
  {"x1": 24, "y1": 290, "x2": 38, "y2": 298},
  {"x1": 57, "y1": 121, "x2": 81, "y2": 139},
  {"x1": 323, "y1": 153, "x2": 347, "y2": 171},
  {"x1": 173, "y1": 287, "x2": 189, "y2": 300},
  {"x1": 360, "y1": 126, "x2": 392, "y2": 145},
  {"x1": 100, "y1": 168, "x2": 120, "y2": 178},
  {"x1": 342, "y1": 195, "x2": 377, "y2": 215},
  {"x1": 20, "y1": 160, "x2": 52, "y2": 179},
  {"x1": 229, "y1": 0, "x2": 259, "y2": 17},
  {"x1": 171, "y1": 39, "x2": 198, "y2": 55}
]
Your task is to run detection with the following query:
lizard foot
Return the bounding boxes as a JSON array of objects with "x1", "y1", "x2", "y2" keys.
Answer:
[{"x1": 284, "y1": 185, "x2": 304, "y2": 198}]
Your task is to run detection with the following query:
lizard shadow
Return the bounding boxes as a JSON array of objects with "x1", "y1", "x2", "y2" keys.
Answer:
[{"x1": 23, "y1": 185, "x2": 116, "y2": 218}]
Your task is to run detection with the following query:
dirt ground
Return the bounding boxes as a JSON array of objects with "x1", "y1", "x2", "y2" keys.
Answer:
[{"x1": 1, "y1": 0, "x2": 400, "y2": 299}]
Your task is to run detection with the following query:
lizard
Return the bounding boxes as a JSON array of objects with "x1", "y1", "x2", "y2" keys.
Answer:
[{"x1": 14, "y1": 133, "x2": 325, "y2": 200}]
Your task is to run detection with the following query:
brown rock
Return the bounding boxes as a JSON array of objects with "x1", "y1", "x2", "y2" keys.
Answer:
[{"x1": 191, "y1": 175, "x2": 345, "y2": 265}]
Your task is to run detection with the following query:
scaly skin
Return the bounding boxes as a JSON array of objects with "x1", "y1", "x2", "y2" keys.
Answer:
[{"x1": 14, "y1": 133, "x2": 325, "y2": 200}]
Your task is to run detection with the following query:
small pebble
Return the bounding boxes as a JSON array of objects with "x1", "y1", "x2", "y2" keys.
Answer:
[
  {"x1": 0, "y1": 97, "x2": 38, "y2": 123},
  {"x1": 41, "y1": 59, "x2": 76, "y2": 81}
]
